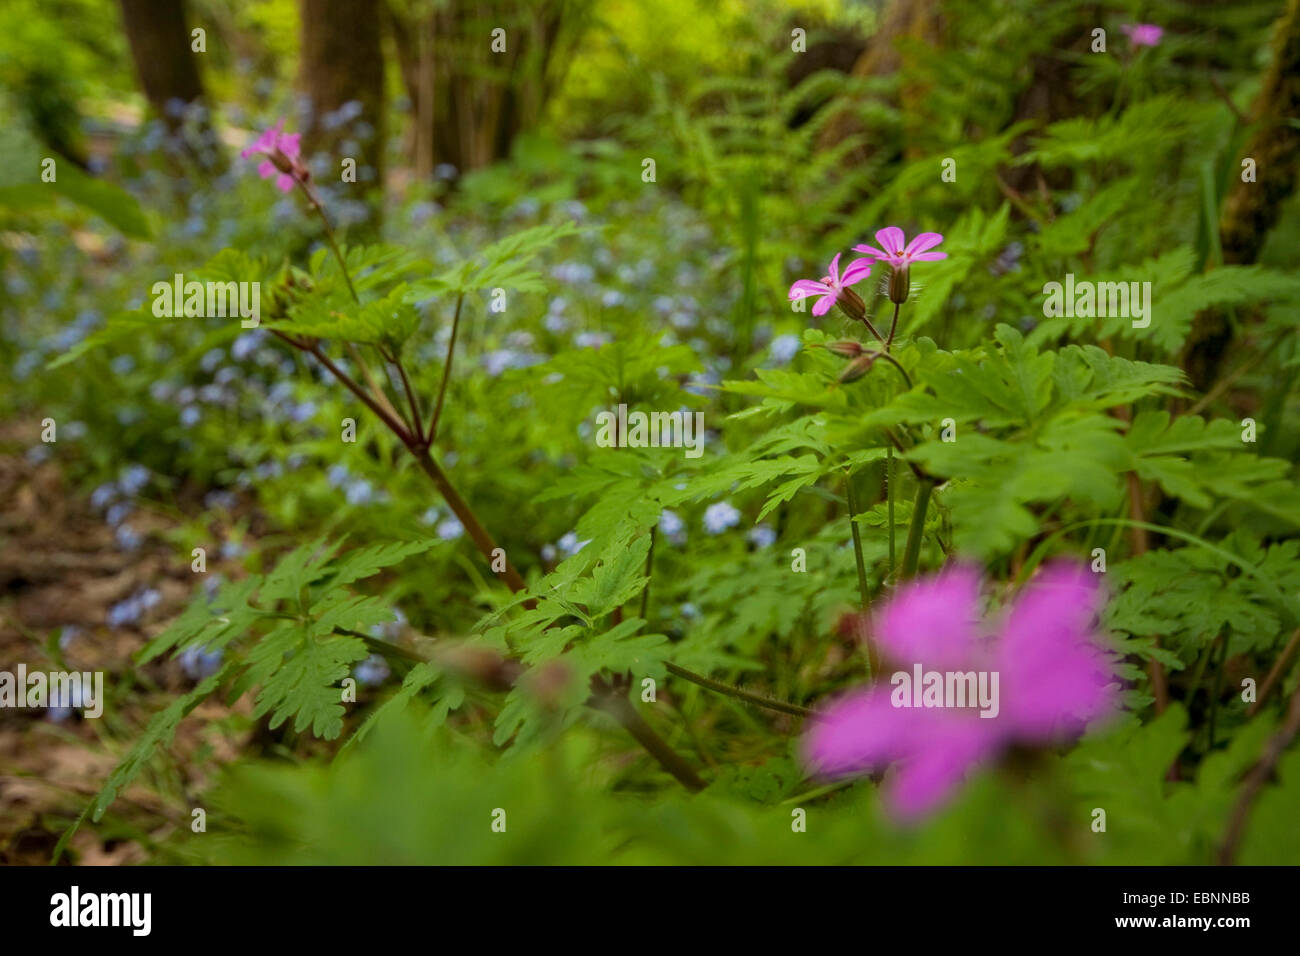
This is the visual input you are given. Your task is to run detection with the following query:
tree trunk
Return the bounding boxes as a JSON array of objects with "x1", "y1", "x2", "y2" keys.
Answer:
[
  {"x1": 817, "y1": 0, "x2": 941, "y2": 160},
  {"x1": 118, "y1": 0, "x2": 221, "y2": 170},
  {"x1": 386, "y1": 0, "x2": 585, "y2": 178},
  {"x1": 299, "y1": 0, "x2": 387, "y2": 215}
]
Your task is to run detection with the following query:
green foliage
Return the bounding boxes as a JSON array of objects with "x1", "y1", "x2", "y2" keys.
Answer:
[
  {"x1": 0, "y1": 126, "x2": 150, "y2": 237},
  {"x1": 12, "y1": 0, "x2": 1300, "y2": 868}
]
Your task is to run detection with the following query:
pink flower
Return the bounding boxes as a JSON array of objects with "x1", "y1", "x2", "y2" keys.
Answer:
[
  {"x1": 1121, "y1": 23, "x2": 1163, "y2": 48},
  {"x1": 852, "y1": 227, "x2": 947, "y2": 268},
  {"x1": 788, "y1": 253, "x2": 873, "y2": 317},
  {"x1": 802, "y1": 562, "x2": 1119, "y2": 821},
  {"x1": 240, "y1": 119, "x2": 309, "y2": 193}
]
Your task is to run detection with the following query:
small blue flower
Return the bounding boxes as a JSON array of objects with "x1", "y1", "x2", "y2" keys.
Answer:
[
  {"x1": 345, "y1": 479, "x2": 375, "y2": 505},
  {"x1": 748, "y1": 525, "x2": 777, "y2": 549},
  {"x1": 556, "y1": 531, "x2": 590, "y2": 556},
  {"x1": 119, "y1": 464, "x2": 150, "y2": 495},
  {"x1": 436, "y1": 516, "x2": 464, "y2": 541},
  {"x1": 220, "y1": 540, "x2": 247, "y2": 559},
  {"x1": 179, "y1": 644, "x2": 224, "y2": 680},
  {"x1": 107, "y1": 596, "x2": 143, "y2": 628},
  {"x1": 106, "y1": 502, "x2": 134, "y2": 527},
  {"x1": 91, "y1": 483, "x2": 118, "y2": 510},
  {"x1": 769, "y1": 334, "x2": 801, "y2": 365},
  {"x1": 198, "y1": 345, "x2": 224, "y2": 371},
  {"x1": 231, "y1": 331, "x2": 263, "y2": 362},
  {"x1": 354, "y1": 654, "x2": 391, "y2": 687},
  {"x1": 658, "y1": 510, "x2": 687, "y2": 545},
  {"x1": 204, "y1": 490, "x2": 238, "y2": 510},
  {"x1": 703, "y1": 501, "x2": 741, "y2": 534}
]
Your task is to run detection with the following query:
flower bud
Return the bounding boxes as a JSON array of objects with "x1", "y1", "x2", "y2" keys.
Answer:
[
  {"x1": 827, "y1": 340, "x2": 865, "y2": 358},
  {"x1": 835, "y1": 286, "x2": 867, "y2": 324},
  {"x1": 888, "y1": 264, "x2": 910, "y2": 305},
  {"x1": 838, "y1": 353, "x2": 877, "y2": 383}
]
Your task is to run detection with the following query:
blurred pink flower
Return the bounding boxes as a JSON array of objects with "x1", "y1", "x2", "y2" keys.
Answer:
[
  {"x1": 803, "y1": 562, "x2": 1119, "y2": 821},
  {"x1": 852, "y1": 227, "x2": 947, "y2": 268},
  {"x1": 788, "y1": 253, "x2": 873, "y2": 317},
  {"x1": 240, "y1": 119, "x2": 308, "y2": 193},
  {"x1": 1121, "y1": 23, "x2": 1164, "y2": 48}
]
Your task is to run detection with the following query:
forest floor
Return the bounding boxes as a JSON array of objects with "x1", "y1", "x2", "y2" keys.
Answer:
[{"x1": 0, "y1": 417, "x2": 250, "y2": 865}]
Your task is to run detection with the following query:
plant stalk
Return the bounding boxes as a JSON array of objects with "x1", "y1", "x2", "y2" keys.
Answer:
[{"x1": 901, "y1": 478, "x2": 935, "y2": 579}]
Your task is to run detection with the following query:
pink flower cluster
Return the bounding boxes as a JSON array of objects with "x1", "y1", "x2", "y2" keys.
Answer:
[
  {"x1": 1121, "y1": 23, "x2": 1164, "y2": 48},
  {"x1": 788, "y1": 227, "x2": 947, "y2": 316},
  {"x1": 802, "y1": 562, "x2": 1119, "y2": 821},
  {"x1": 240, "y1": 119, "x2": 309, "y2": 193}
]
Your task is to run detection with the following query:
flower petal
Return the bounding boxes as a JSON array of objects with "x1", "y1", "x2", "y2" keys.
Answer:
[
  {"x1": 995, "y1": 561, "x2": 1118, "y2": 738},
  {"x1": 884, "y1": 716, "x2": 1000, "y2": 821},
  {"x1": 802, "y1": 686, "x2": 915, "y2": 777},
  {"x1": 839, "y1": 257, "x2": 873, "y2": 287},
  {"x1": 826, "y1": 252, "x2": 842, "y2": 285},
  {"x1": 257, "y1": 160, "x2": 276, "y2": 179},
  {"x1": 904, "y1": 232, "x2": 944, "y2": 256},
  {"x1": 789, "y1": 279, "x2": 832, "y2": 299},
  {"x1": 851, "y1": 243, "x2": 890, "y2": 260},
  {"x1": 874, "y1": 226, "x2": 906, "y2": 257},
  {"x1": 875, "y1": 564, "x2": 984, "y2": 669},
  {"x1": 275, "y1": 173, "x2": 296, "y2": 192},
  {"x1": 910, "y1": 251, "x2": 948, "y2": 262},
  {"x1": 811, "y1": 293, "x2": 835, "y2": 316}
]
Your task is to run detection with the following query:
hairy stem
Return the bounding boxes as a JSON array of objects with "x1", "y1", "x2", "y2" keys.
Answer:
[
  {"x1": 845, "y1": 472, "x2": 876, "y2": 678},
  {"x1": 1219, "y1": 683, "x2": 1300, "y2": 864},
  {"x1": 1248, "y1": 627, "x2": 1300, "y2": 717},
  {"x1": 592, "y1": 684, "x2": 705, "y2": 791},
  {"x1": 274, "y1": 297, "x2": 702, "y2": 789},
  {"x1": 665, "y1": 662, "x2": 815, "y2": 718},
  {"x1": 887, "y1": 447, "x2": 896, "y2": 583},
  {"x1": 901, "y1": 478, "x2": 935, "y2": 579},
  {"x1": 639, "y1": 527, "x2": 656, "y2": 621},
  {"x1": 427, "y1": 293, "x2": 464, "y2": 444},
  {"x1": 392, "y1": 353, "x2": 425, "y2": 445}
]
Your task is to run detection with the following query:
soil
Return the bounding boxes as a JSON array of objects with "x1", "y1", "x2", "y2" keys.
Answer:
[{"x1": 0, "y1": 418, "x2": 251, "y2": 865}]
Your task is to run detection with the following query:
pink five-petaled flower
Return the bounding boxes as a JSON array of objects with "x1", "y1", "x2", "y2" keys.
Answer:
[
  {"x1": 788, "y1": 253, "x2": 873, "y2": 318},
  {"x1": 240, "y1": 119, "x2": 309, "y2": 193},
  {"x1": 802, "y1": 562, "x2": 1119, "y2": 822},
  {"x1": 853, "y1": 227, "x2": 947, "y2": 269},
  {"x1": 1121, "y1": 23, "x2": 1164, "y2": 48},
  {"x1": 853, "y1": 227, "x2": 946, "y2": 305}
]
